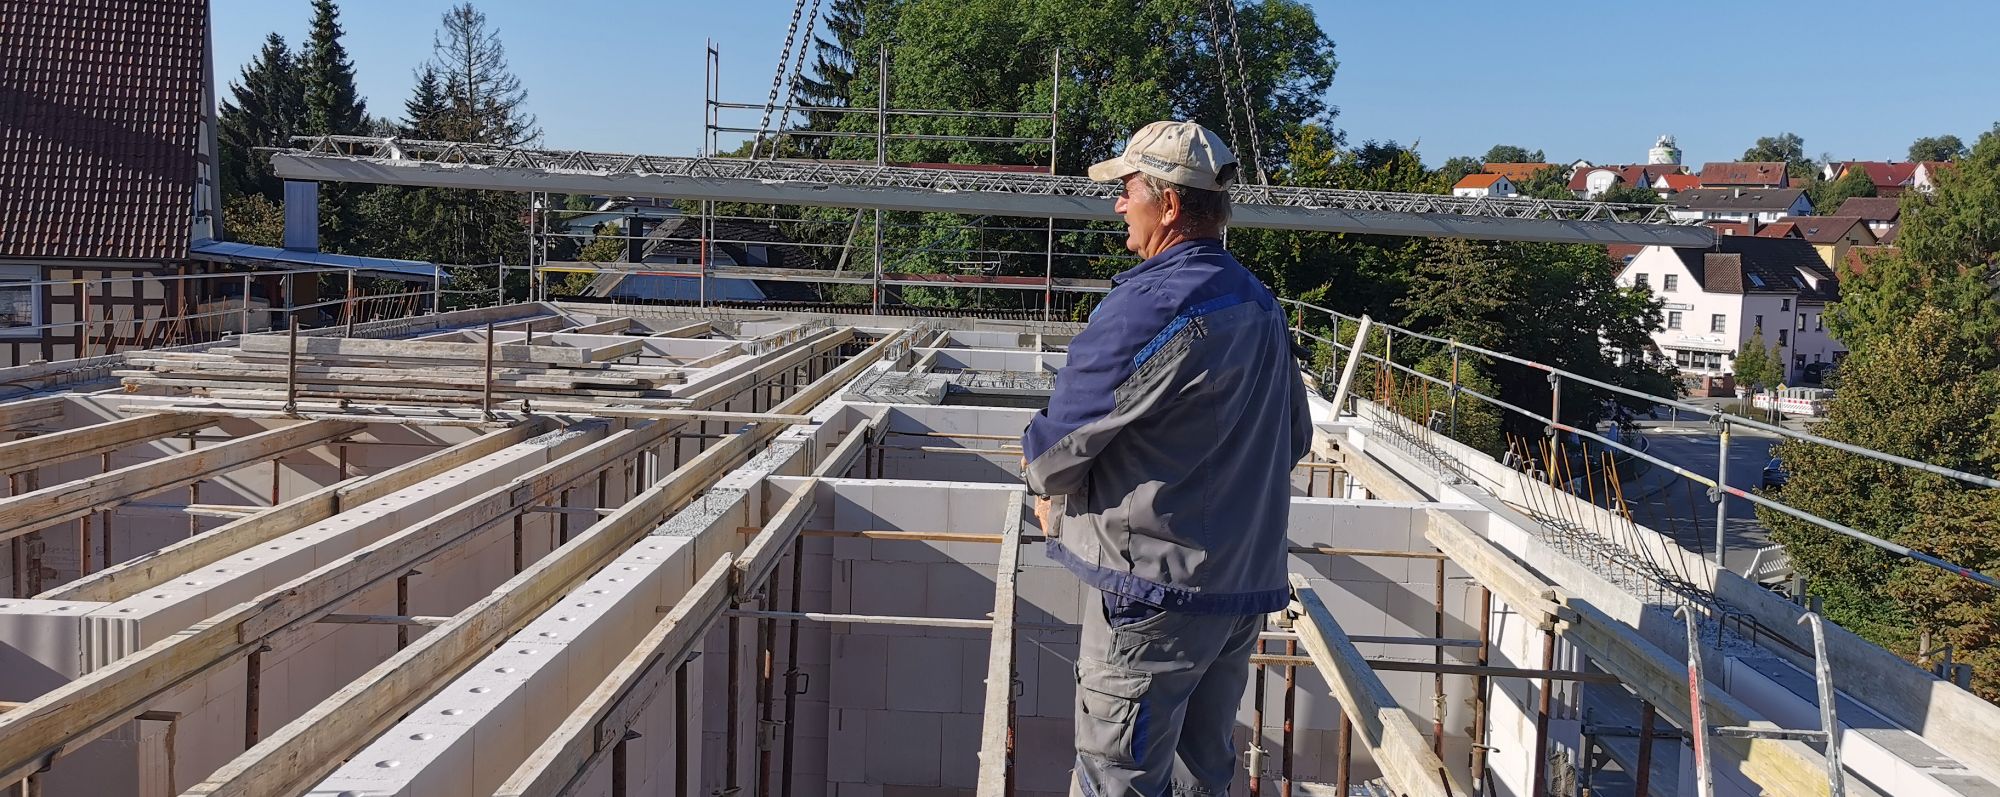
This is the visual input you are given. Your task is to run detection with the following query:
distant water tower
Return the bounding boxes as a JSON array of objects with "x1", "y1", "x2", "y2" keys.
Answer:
[{"x1": 1649, "y1": 134, "x2": 1682, "y2": 166}]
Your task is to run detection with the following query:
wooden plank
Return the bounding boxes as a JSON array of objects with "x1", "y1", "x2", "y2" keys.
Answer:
[
  {"x1": 47, "y1": 421, "x2": 552, "y2": 602},
  {"x1": 241, "y1": 421, "x2": 650, "y2": 641},
  {"x1": 0, "y1": 419, "x2": 358, "y2": 544},
  {"x1": 1422, "y1": 510, "x2": 1570, "y2": 627},
  {"x1": 1289, "y1": 572, "x2": 1470, "y2": 797},
  {"x1": 0, "y1": 609, "x2": 256, "y2": 788},
  {"x1": 494, "y1": 554, "x2": 736, "y2": 797},
  {"x1": 649, "y1": 321, "x2": 712, "y2": 338},
  {"x1": 235, "y1": 334, "x2": 600, "y2": 366},
  {"x1": 732, "y1": 479, "x2": 817, "y2": 599},
  {"x1": 0, "y1": 413, "x2": 213, "y2": 475},
  {"x1": 188, "y1": 329, "x2": 900, "y2": 797},
  {"x1": 974, "y1": 491, "x2": 1026, "y2": 797},
  {"x1": 185, "y1": 424, "x2": 763, "y2": 797},
  {"x1": 563, "y1": 318, "x2": 633, "y2": 335},
  {"x1": 0, "y1": 397, "x2": 64, "y2": 431}
]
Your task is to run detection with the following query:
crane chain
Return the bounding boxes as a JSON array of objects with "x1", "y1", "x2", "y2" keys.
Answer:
[
  {"x1": 751, "y1": 0, "x2": 814, "y2": 160},
  {"x1": 1220, "y1": 0, "x2": 1269, "y2": 184}
]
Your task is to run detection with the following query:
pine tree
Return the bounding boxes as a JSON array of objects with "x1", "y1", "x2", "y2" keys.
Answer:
[
  {"x1": 429, "y1": 3, "x2": 538, "y2": 146},
  {"x1": 795, "y1": 0, "x2": 872, "y2": 150},
  {"x1": 403, "y1": 66, "x2": 450, "y2": 139},
  {"x1": 218, "y1": 33, "x2": 304, "y2": 203},
  {"x1": 300, "y1": 0, "x2": 367, "y2": 136}
]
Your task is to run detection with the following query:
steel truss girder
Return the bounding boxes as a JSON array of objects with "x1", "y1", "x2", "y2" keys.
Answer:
[{"x1": 270, "y1": 136, "x2": 1715, "y2": 247}]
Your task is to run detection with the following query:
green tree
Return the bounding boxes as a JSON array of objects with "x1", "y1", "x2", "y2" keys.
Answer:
[
  {"x1": 1731, "y1": 327, "x2": 1783, "y2": 392},
  {"x1": 1761, "y1": 309, "x2": 2000, "y2": 695},
  {"x1": 430, "y1": 2, "x2": 539, "y2": 146},
  {"x1": 1515, "y1": 165, "x2": 1573, "y2": 201},
  {"x1": 218, "y1": 33, "x2": 304, "y2": 203},
  {"x1": 1482, "y1": 144, "x2": 1543, "y2": 164},
  {"x1": 1908, "y1": 134, "x2": 1967, "y2": 162},
  {"x1": 298, "y1": 0, "x2": 369, "y2": 253},
  {"x1": 300, "y1": 0, "x2": 367, "y2": 137},
  {"x1": 1830, "y1": 126, "x2": 2000, "y2": 358},
  {"x1": 1433, "y1": 155, "x2": 1483, "y2": 189},
  {"x1": 1743, "y1": 132, "x2": 1813, "y2": 177},
  {"x1": 1809, "y1": 163, "x2": 1876, "y2": 212},
  {"x1": 1595, "y1": 183, "x2": 1661, "y2": 205},
  {"x1": 223, "y1": 194, "x2": 287, "y2": 247}
]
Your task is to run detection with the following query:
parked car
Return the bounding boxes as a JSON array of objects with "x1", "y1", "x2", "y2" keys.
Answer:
[{"x1": 1762, "y1": 456, "x2": 1789, "y2": 490}]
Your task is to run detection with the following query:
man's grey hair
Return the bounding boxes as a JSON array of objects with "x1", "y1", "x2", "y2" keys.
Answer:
[{"x1": 1138, "y1": 163, "x2": 1237, "y2": 235}]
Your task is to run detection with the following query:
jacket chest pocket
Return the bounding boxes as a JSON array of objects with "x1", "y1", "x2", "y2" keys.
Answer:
[{"x1": 1074, "y1": 658, "x2": 1151, "y2": 767}]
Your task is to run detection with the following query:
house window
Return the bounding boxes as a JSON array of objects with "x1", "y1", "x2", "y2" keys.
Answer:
[
  {"x1": 1634, "y1": 273, "x2": 1649, "y2": 290},
  {"x1": 1663, "y1": 274, "x2": 1679, "y2": 292},
  {"x1": 1754, "y1": 314, "x2": 1763, "y2": 330},
  {"x1": 1781, "y1": 298, "x2": 1791, "y2": 311},
  {"x1": 0, "y1": 266, "x2": 38, "y2": 338},
  {"x1": 1777, "y1": 329, "x2": 1788, "y2": 347},
  {"x1": 1796, "y1": 314, "x2": 1806, "y2": 331},
  {"x1": 1711, "y1": 314, "x2": 1727, "y2": 333},
  {"x1": 1815, "y1": 314, "x2": 1823, "y2": 331},
  {"x1": 1667, "y1": 311, "x2": 1683, "y2": 329}
]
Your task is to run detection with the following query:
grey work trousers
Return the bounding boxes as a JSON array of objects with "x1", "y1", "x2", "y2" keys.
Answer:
[{"x1": 1071, "y1": 596, "x2": 1263, "y2": 797}]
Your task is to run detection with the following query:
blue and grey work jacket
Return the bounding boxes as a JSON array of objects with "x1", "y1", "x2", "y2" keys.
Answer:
[{"x1": 1021, "y1": 239, "x2": 1313, "y2": 615}]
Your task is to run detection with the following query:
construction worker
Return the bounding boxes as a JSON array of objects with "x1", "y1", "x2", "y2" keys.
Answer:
[{"x1": 1020, "y1": 120, "x2": 1312, "y2": 796}]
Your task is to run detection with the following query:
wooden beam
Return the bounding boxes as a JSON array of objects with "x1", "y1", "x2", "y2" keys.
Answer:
[
  {"x1": 562, "y1": 318, "x2": 633, "y2": 335},
  {"x1": 733, "y1": 480, "x2": 817, "y2": 600},
  {"x1": 649, "y1": 321, "x2": 712, "y2": 338},
  {"x1": 0, "y1": 413, "x2": 213, "y2": 475},
  {"x1": 239, "y1": 421, "x2": 658, "y2": 641},
  {"x1": 47, "y1": 421, "x2": 552, "y2": 602},
  {"x1": 1289, "y1": 573, "x2": 1470, "y2": 797},
  {"x1": 186, "y1": 329, "x2": 904, "y2": 797},
  {"x1": 494, "y1": 554, "x2": 736, "y2": 797},
  {"x1": 974, "y1": 492, "x2": 1026, "y2": 797},
  {"x1": 0, "y1": 397, "x2": 65, "y2": 431},
  {"x1": 0, "y1": 419, "x2": 359, "y2": 545},
  {"x1": 235, "y1": 334, "x2": 603, "y2": 366}
]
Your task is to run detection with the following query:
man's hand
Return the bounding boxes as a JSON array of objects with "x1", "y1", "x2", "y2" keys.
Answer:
[{"x1": 1034, "y1": 496, "x2": 1054, "y2": 533}]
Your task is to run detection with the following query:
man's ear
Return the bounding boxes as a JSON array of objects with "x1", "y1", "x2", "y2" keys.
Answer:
[{"x1": 1158, "y1": 187, "x2": 1182, "y2": 228}]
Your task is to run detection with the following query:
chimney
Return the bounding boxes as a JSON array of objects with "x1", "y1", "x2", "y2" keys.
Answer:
[
  {"x1": 1733, "y1": 187, "x2": 1742, "y2": 198},
  {"x1": 282, "y1": 180, "x2": 319, "y2": 252}
]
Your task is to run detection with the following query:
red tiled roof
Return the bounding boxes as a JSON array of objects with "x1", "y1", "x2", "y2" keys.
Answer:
[
  {"x1": 1782, "y1": 216, "x2": 1874, "y2": 245},
  {"x1": 1755, "y1": 222, "x2": 1801, "y2": 238},
  {"x1": 1839, "y1": 161, "x2": 1916, "y2": 190},
  {"x1": 1705, "y1": 221, "x2": 1753, "y2": 237},
  {"x1": 1843, "y1": 245, "x2": 1896, "y2": 276},
  {"x1": 1656, "y1": 174, "x2": 1701, "y2": 193},
  {"x1": 1698, "y1": 162, "x2": 1788, "y2": 186},
  {"x1": 0, "y1": 0, "x2": 207, "y2": 261},
  {"x1": 1834, "y1": 196, "x2": 1900, "y2": 222},
  {"x1": 1482, "y1": 162, "x2": 1557, "y2": 182},
  {"x1": 1454, "y1": 173, "x2": 1506, "y2": 189}
]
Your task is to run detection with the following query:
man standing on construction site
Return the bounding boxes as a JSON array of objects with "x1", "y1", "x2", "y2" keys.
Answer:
[{"x1": 1020, "y1": 120, "x2": 1312, "y2": 796}]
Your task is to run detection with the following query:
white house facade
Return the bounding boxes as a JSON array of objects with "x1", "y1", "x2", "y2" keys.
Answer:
[
  {"x1": 1667, "y1": 188, "x2": 1815, "y2": 225},
  {"x1": 1619, "y1": 236, "x2": 1847, "y2": 386}
]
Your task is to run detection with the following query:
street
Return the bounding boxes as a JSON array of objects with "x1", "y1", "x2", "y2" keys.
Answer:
[{"x1": 1616, "y1": 423, "x2": 1781, "y2": 577}]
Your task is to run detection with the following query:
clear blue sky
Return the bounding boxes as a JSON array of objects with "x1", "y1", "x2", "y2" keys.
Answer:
[{"x1": 213, "y1": 0, "x2": 2000, "y2": 168}]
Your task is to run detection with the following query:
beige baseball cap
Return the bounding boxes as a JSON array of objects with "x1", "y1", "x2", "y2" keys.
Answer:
[{"x1": 1087, "y1": 120, "x2": 1239, "y2": 191}]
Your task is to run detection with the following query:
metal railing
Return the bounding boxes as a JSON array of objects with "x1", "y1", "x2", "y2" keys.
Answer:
[{"x1": 1284, "y1": 297, "x2": 2000, "y2": 593}]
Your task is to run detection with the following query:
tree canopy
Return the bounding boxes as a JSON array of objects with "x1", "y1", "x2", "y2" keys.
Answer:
[
  {"x1": 1482, "y1": 144, "x2": 1544, "y2": 164},
  {"x1": 1908, "y1": 134, "x2": 1967, "y2": 163},
  {"x1": 1776, "y1": 122, "x2": 2000, "y2": 700},
  {"x1": 1742, "y1": 132, "x2": 1814, "y2": 177}
]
